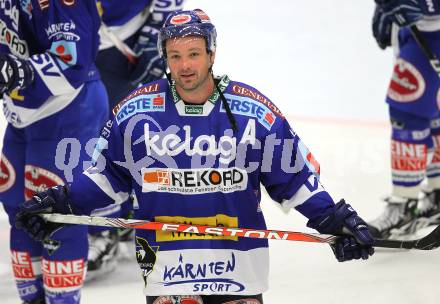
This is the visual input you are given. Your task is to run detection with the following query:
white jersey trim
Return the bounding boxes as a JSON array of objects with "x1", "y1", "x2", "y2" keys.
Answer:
[
  {"x1": 84, "y1": 168, "x2": 130, "y2": 204},
  {"x1": 29, "y1": 54, "x2": 76, "y2": 95},
  {"x1": 99, "y1": 10, "x2": 149, "y2": 50},
  {"x1": 281, "y1": 175, "x2": 325, "y2": 209},
  {"x1": 417, "y1": 16, "x2": 440, "y2": 32},
  {"x1": 2, "y1": 86, "x2": 82, "y2": 128}
]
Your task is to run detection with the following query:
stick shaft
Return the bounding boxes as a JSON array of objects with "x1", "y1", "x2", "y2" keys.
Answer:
[
  {"x1": 41, "y1": 214, "x2": 440, "y2": 250},
  {"x1": 41, "y1": 213, "x2": 337, "y2": 244},
  {"x1": 410, "y1": 25, "x2": 440, "y2": 77},
  {"x1": 99, "y1": 23, "x2": 139, "y2": 64}
]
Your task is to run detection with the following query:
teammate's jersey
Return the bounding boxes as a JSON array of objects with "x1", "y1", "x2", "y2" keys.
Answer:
[
  {"x1": 0, "y1": 0, "x2": 101, "y2": 128},
  {"x1": 69, "y1": 75, "x2": 335, "y2": 296},
  {"x1": 387, "y1": 7, "x2": 440, "y2": 118},
  {"x1": 97, "y1": 0, "x2": 185, "y2": 50}
]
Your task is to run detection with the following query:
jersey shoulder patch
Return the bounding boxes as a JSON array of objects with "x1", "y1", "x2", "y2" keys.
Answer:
[
  {"x1": 112, "y1": 80, "x2": 166, "y2": 125},
  {"x1": 222, "y1": 81, "x2": 284, "y2": 130}
]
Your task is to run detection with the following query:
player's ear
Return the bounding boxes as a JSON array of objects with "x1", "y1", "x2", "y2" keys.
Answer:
[{"x1": 209, "y1": 50, "x2": 215, "y2": 65}]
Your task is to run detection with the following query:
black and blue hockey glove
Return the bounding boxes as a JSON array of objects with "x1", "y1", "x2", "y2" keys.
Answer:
[
  {"x1": 372, "y1": 5, "x2": 393, "y2": 49},
  {"x1": 16, "y1": 185, "x2": 74, "y2": 241},
  {"x1": 307, "y1": 200, "x2": 375, "y2": 262},
  {"x1": 129, "y1": 25, "x2": 165, "y2": 86},
  {"x1": 0, "y1": 54, "x2": 34, "y2": 94},
  {"x1": 375, "y1": 0, "x2": 436, "y2": 27}
]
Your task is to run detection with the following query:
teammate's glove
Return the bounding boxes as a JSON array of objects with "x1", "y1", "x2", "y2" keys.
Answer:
[
  {"x1": 375, "y1": 0, "x2": 426, "y2": 27},
  {"x1": 307, "y1": 200, "x2": 375, "y2": 262},
  {"x1": 372, "y1": 6, "x2": 394, "y2": 49},
  {"x1": 15, "y1": 185, "x2": 74, "y2": 241},
  {"x1": 129, "y1": 25, "x2": 165, "y2": 86},
  {"x1": 0, "y1": 54, "x2": 34, "y2": 94}
]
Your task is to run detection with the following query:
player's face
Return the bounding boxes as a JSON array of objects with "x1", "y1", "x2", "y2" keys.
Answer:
[{"x1": 166, "y1": 36, "x2": 215, "y2": 96}]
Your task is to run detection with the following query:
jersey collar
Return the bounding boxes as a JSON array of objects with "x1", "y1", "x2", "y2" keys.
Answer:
[{"x1": 171, "y1": 74, "x2": 230, "y2": 116}]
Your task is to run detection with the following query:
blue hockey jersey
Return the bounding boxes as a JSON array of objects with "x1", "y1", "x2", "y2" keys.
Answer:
[
  {"x1": 387, "y1": 4, "x2": 440, "y2": 118},
  {"x1": 97, "y1": 0, "x2": 185, "y2": 50},
  {"x1": 69, "y1": 75, "x2": 335, "y2": 295},
  {"x1": 0, "y1": 0, "x2": 101, "y2": 128}
]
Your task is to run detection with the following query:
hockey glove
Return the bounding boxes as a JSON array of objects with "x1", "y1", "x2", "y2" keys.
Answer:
[
  {"x1": 0, "y1": 54, "x2": 34, "y2": 94},
  {"x1": 375, "y1": 0, "x2": 428, "y2": 27},
  {"x1": 372, "y1": 5, "x2": 393, "y2": 49},
  {"x1": 16, "y1": 185, "x2": 74, "y2": 241},
  {"x1": 129, "y1": 25, "x2": 165, "y2": 86},
  {"x1": 307, "y1": 200, "x2": 375, "y2": 262}
]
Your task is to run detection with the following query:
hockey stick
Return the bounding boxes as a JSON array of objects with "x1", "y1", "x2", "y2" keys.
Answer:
[
  {"x1": 41, "y1": 213, "x2": 440, "y2": 250},
  {"x1": 409, "y1": 25, "x2": 440, "y2": 77},
  {"x1": 99, "y1": 22, "x2": 139, "y2": 64}
]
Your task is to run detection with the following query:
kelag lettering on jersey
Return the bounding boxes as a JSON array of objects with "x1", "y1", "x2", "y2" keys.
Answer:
[{"x1": 70, "y1": 76, "x2": 334, "y2": 296}]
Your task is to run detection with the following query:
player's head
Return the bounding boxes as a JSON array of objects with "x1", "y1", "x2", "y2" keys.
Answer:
[
  {"x1": 157, "y1": 9, "x2": 217, "y2": 60},
  {"x1": 159, "y1": 9, "x2": 217, "y2": 93}
]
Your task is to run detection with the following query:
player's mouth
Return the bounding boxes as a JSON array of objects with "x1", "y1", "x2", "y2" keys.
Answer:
[{"x1": 180, "y1": 72, "x2": 196, "y2": 81}]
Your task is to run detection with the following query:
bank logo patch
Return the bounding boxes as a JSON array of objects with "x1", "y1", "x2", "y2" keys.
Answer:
[
  {"x1": 142, "y1": 167, "x2": 248, "y2": 195},
  {"x1": 115, "y1": 93, "x2": 166, "y2": 124},
  {"x1": 221, "y1": 94, "x2": 276, "y2": 130}
]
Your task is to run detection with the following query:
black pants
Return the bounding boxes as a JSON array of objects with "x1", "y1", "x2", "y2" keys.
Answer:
[{"x1": 146, "y1": 294, "x2": 263, "y2": 304}]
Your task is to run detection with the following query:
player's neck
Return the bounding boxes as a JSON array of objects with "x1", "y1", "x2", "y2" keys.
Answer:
[{"x1": 176, "y1": 75, "x2": 215, "y2": 104}]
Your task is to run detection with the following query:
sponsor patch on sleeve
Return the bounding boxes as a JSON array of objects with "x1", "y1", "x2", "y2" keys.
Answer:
[
  {"x1": 115, "y1": 92, "x2": 166, "y2": 124},
  {"x1": 221, "y1": 94, "x2": 276, "y2": 130}
]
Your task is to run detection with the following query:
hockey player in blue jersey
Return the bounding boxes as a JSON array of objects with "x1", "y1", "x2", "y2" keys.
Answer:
[
  {"x1": 0, "y1": 1, "x2": 108, "y2": 303},
  {"x1": 15, "y1": 9, "x2": 374, "y2": 303},
  {"x1": 368, "y1": 0, "x2": 440, "y2": 238},
  {"x1": 86, "y1": 0, "x2": 186, "y2": 280}
]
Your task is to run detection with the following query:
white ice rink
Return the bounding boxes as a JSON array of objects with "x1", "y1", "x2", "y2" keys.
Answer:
[{"x1": 1, "y1": 0, "x2": 439, "y2": 303}]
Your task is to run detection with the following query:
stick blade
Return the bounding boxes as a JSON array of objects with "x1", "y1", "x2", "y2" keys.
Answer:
[{"x1": 414, "y1": 224, "x2": 440, "y2": 250}]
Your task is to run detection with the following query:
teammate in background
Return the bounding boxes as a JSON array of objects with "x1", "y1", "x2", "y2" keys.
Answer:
[
  {"x1": 96, "y1": 0, "x2": 185, "y2": 109},
  {"x1": 15, "y1": 9, "x2": 374, "y2": 303},
  {"x1": 368, "y1": 0, "x2": 440, "y2": 238},
  {"x1": 85, "y1": 0, "x2": 186, "y2": 280},
  {"x1": 0, "y1": 1, "x2": 108, "y2": 303}
]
